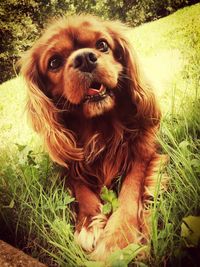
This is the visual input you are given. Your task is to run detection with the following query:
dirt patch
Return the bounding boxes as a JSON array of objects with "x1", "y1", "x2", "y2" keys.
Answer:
[{"x1": 0, "y1": 240, "x2": 47, "y2": 267}]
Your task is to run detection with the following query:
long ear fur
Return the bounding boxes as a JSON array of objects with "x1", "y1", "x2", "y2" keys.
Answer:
[
  {"x1": 20, "y1": 51, "x2": 83, "y2": 168},
  {"x1": 105, "y1": 21, "x2": 161, "y2": 126}
]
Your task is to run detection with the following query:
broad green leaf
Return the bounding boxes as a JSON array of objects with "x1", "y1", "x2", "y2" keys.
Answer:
[
  {"x1": 181, "y1": 216, "x2": 200, "y2": 247},
  {"x1": 107, "y1": 243, "x2": 147, "y2": 266},
  {"x1": 102, "y1": 202, "x2": 112, "y2": 215},
  {"x1": 100, "y1": 186, "x2": 119, "y2": 214},
  {"x1": 101, "y1": 186, "x2": 117, "y2": 202}
]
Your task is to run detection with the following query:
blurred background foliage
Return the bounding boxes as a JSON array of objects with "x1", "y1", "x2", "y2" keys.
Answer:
[{"x1": 0, "y1": 0, "x2": 199, "y2": 84}]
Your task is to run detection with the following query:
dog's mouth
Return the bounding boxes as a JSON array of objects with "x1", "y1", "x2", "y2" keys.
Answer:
[
  {"x1": 82, "y1": 81, "x2": 116, "y2": 117},
  {"x1": 83, "y1": 82, "x2": 110, "y2": 103}
]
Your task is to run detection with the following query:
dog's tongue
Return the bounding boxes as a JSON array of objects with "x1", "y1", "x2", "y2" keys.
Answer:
[{"x1": 87, "y1": 84, "x2": 105, "y2": 96}]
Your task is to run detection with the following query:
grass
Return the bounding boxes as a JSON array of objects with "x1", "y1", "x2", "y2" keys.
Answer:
[{"x1": 0, "y1": 3, "x2": 200, "y2": 267}]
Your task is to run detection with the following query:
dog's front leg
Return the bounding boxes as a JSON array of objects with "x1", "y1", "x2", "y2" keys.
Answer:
[
  {"x1": 91, "y1": 160, "x2": 148, "y2": 260},
  {"x1": 73, "y1": 181, "x2": 107, "y2": 252}
]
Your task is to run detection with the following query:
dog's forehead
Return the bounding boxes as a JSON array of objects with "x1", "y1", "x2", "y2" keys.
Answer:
[
  {"x1": 65, "y1": 19, "x2": 112, "y2": 47},
  {"x1": 38, "y1": 20, "x2": 114, "y2": 60}
]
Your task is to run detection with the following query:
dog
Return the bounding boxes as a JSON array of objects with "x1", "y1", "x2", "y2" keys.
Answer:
[{"x1": 20, "y1": 14, "x2": 165, "y2": 261}]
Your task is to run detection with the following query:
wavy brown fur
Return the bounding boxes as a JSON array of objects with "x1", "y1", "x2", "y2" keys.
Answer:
[{"x1": 20, "y1": 15, "x2": 165, "y2": 260}]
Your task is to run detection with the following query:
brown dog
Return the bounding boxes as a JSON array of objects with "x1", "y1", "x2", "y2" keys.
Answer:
[{"x1": 20, "y1": 15, "x2": 164, "y2": 260}]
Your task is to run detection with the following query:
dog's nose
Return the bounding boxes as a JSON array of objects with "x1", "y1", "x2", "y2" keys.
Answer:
[{"x1": 73, "y1": 52, "x2": 97, "y2": 72}]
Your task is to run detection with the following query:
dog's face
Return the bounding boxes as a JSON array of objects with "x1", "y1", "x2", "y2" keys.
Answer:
[
  {"x1": 21, "y1": 15, "x2": 160, "y2": 167},
  {"x1": 28, "y1": 16, "x2": 127, "y2": 118}
]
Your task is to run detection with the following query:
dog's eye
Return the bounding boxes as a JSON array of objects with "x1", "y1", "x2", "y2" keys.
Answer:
[
  {"x1": 96, "y1": 40, "x2": 109, "y2": 52},
  {"x1": 48, "y1": 55, "x2": 63, "y2": 71}
]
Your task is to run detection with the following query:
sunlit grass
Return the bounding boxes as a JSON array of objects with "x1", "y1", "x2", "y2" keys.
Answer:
[{"x1": 0, "y1": 3, "x2": 200, "y2": 267}]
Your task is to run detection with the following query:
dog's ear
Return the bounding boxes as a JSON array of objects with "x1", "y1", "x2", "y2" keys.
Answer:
[
  {"x1": 19, "y1": 49, "x2": 83, "y2": 167},
  {"x1": 105, "y1": 21, "x2": 161, "y2": 126}
]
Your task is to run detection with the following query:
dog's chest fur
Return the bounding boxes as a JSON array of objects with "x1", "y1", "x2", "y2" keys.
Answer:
[{"x1": 64, "y1": 108, "x2": 140, "y2": 189}]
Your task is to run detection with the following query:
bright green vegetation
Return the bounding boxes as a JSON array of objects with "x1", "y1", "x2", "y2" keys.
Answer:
[{"x1": 0, "y1": 4, "x2": 200, "y2": 267}]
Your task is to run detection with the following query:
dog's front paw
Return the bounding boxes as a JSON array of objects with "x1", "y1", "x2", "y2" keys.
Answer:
[
  {"x1": 90, "y1": 208, "x2": 142, "y2": 260},
  {"x1": 75, "y1": 213, "x2": 107, "y2": 252}
]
